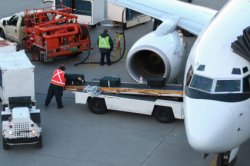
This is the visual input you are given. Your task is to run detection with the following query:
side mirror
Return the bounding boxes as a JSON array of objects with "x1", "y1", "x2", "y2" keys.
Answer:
[{"x1": 3, "y1": 20, "x2": 6, "y2": 26}]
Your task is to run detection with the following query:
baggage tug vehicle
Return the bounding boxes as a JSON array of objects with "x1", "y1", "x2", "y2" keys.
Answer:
[{"x1": 0, "y1": 38, "x2": 42, "y2": 149}]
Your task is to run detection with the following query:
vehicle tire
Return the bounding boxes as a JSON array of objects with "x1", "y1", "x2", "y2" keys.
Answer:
[
  {"x1": 2, "y1": 137, "x2": 10, "y2": 150},
  {"x1": 31, "y1": 46, "x2": 40, "y2": 62},
  {"x1": 90, "y1": 24, "x2": 97, "y2": 28},
  {"x1": 0, "y1": 29, "x2": 6, "y2": 39},
  {"x1": 36, "y1": 135, "x2": 43, "y2": 148},
  {"x1": 16, "y1": 43, "x2": 24, "y2": 51},
  {"x1": 154, "y1": 106, "x2": 175, "y2": 123},
  {"x1": 88, "y1": 97, "x2": 108, "y2": 114}
]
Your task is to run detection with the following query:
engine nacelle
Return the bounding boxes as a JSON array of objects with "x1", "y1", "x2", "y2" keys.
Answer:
[{"x1": 126, "y1": 30, "x2": 186, "y2": 83}]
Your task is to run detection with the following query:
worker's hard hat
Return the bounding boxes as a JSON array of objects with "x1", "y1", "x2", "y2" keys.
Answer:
[
  {"x1": 103, "y1": 29, "x2": 108, "y2": 34},
  {"x1": 59, "y1": 64, "x2": 66, "y2": 71}
]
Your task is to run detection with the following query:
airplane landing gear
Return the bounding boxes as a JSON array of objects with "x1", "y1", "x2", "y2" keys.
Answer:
[{"x1": 216, "y1": 152, "x2": 237, "y2": 166}]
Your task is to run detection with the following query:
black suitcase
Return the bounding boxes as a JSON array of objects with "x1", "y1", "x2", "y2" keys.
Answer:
[
  {"x1": 100, "y1": 76, "x2": 121, "y2": 87},
  {"x1": 66, "y1": 74, "x2": 85, "y2": 86},
  {"x1": 147, "y1": 78, "x2": 166, "y2": 87}
]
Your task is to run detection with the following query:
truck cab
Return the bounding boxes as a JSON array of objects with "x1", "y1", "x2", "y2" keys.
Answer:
[{"x1": 0, "y1": 13, "x2": 25, "y2": 44}]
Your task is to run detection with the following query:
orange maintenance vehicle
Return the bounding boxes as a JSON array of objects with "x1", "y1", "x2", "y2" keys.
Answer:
[
  {"x1": 23, "y1": 8, "x2": 91, "y2": 62},
  {"x1": 0, "y1": 7, "x2": 91, "y2": 62}
]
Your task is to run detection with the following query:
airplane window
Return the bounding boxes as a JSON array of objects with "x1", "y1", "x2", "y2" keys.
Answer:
[
  {"x1": 215, "y1": 80, "x2": 241, "y2": 92},
  {"x1": 190, "y1": 75, "x2": 213, "y2": 92},
  {"x1": 243, "y1": 75, "x2": 250, "y2": 92},
  {"x1": 232, "y1": 68, "x2": 241, "y2": 75},
  {"x1": 197, "y1": 65, "x2": 205, "y2": 71},
  {"x1": 243, "y1": 67, "x2": 248, "y2": 73}
]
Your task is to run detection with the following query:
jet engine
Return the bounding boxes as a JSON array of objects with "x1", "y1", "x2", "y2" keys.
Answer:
[{"x1": 126, "y1": 29, "x2": 186, "y2": 83}]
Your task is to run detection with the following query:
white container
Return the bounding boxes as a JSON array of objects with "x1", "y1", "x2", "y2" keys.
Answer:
[{"x1": 0, "y1": 50, "x2": 35, "y2": 105}]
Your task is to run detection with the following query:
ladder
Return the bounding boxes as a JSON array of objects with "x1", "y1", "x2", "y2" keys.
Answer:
[{"x1": 112, "y1": 31, "x2": 125, "y2": 61}]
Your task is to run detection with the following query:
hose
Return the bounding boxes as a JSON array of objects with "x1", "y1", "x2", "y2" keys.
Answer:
[
  {"x1": 74, "y1": 24, "x2": 92, "y2": 66},
  {"x1": 74, "y1": 8, "x2": 126, "y2": 66}
]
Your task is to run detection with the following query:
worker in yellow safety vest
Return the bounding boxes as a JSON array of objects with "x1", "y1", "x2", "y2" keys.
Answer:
[
  {"x1": 97, "y1": 29, "x2": 113, "y2": 65},
  {"x1": 45, "y1": 64, "x2": 67, "y2": 109}
]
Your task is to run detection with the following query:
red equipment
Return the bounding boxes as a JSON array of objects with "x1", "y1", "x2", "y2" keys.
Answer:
[{"x1": 24, "y1": 8, "x2": 91, "y2": 62}]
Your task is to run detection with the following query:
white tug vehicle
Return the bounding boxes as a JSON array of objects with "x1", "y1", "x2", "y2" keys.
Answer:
[{"x1": 0, "y1": 37, "x2": 42, "y2": 149}]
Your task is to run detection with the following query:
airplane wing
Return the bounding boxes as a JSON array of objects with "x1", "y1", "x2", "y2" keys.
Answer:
[{"x1": 109, "y1": 0, "x2": 217, "y2": 35}]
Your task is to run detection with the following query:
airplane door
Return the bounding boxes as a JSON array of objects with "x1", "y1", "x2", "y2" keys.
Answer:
[{"x1": 239, "y1": 76, "x2": 250, "y2": 136}]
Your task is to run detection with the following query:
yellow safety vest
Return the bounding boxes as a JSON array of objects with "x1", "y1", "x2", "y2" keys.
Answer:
[{"x1": 98, "y1": 36, "x2": 111, "y2": 49}]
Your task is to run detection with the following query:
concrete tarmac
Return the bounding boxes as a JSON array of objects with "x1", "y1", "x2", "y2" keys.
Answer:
[{"x1": 0, "y1": 0, "x2": 249, "y2": 166}]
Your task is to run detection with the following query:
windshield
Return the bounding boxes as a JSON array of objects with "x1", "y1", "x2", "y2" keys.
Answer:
[
  {"x1": 190, "y1": 75, "x2": 213, "y2": 92},
  {"x1": 215, "y1": 80, "x2": 241, "y2": 92}
]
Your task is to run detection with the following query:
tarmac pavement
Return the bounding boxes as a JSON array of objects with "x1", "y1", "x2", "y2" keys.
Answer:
[{"x1": 0, "y1": 0, "x2": 249, "y2": 166}]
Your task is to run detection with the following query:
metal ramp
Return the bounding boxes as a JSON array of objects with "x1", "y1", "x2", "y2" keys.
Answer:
[{"x1": 65, "y1": 81, "x2": 183, "y2": 98}]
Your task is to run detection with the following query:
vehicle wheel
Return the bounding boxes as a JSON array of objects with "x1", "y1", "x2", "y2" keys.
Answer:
[
  {"x1": 2, "y1": 137, "x2": 10, "y2": 150},
  {"x1": 88, "y1": 97, "x2": 108, "y2": 114},
  {"x1": 36, "y1": 135, "x2": 43, "y2": 148},
  {"x1": 0, "y1": 29, "x2": 6, "y2": 39},
  {"x1": 154, "y1": 106, "x2": 175, "y2": 123},
  {"x1": 31, "y1": 46, "x2": 40, "y2": 62},
  {"x1": 90, "y1": 24, "x2": 97, "y2": 28}
]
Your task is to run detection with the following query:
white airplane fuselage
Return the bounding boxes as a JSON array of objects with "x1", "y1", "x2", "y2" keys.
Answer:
[{"x1": 184, "y1": 0, "x2": 250, "y2": 154}]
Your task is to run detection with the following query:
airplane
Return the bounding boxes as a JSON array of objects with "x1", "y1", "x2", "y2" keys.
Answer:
[
  {"x1": 110, "y1": 0, "x2": 217, "y2": 83},
  {"x1": 110, "y1": 0, "x2": 250, "y2": 165}
]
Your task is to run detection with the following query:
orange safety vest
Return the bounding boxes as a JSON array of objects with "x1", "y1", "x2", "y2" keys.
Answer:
[{"x1": 50, "y1": 69, "x2": 66, "y2": 87}]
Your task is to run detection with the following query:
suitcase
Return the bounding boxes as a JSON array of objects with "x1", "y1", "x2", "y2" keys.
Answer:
[
  {"x1": 65, "y1": 74, "x2": 85, "y2": 86},
  {"x1": 147, "y1": 78, "x2": 166, "y2": 87},
  {"x1": 100, "y1": 76, "x2": 121, "y2": 87}
]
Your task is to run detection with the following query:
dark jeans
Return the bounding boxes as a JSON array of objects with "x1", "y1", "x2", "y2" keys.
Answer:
[
  {"x1": 100, "y1": 52, "x2": 111, "y2": 65},
  {"x1": 45, "y1": 84, "x2": 64, "y2": 108}
]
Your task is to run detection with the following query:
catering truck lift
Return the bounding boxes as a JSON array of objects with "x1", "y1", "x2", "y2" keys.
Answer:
[
  {"x1": 0, "y1": 37, "x2": 42, "y2": 149},
  {"x1": 65, "y1": 77, "x2": 184, "y2": 123},
  {"x1": 52, "y1": 0, "x2": 151, "y2": 28},
  {"x1": 107, "y1": 1, "x2": 151, "y2": 28},
  {"x1": 53, "y1": 0, "x2": 106, "y2": 27}
]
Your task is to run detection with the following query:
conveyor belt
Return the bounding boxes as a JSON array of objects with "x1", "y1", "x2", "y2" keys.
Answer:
[{"x1": 65, "y1": 81, "x2": 183, "y2": 97}]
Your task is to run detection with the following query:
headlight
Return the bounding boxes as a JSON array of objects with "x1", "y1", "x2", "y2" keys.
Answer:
[
  {"x1": 31, "y1": 130, "x2": 36, "y2": 135},
  {"x1": 8, "y1": 131, "x2": 13, "y2": 135}
]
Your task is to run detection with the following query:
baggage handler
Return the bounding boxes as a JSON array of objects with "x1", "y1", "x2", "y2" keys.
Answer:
[
  {"x1": 45, "y1": 64, "x2": 67, "y2": 109},
  {"x1": 97, "y1": 29, "x2": 113, "y2": 65}
]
